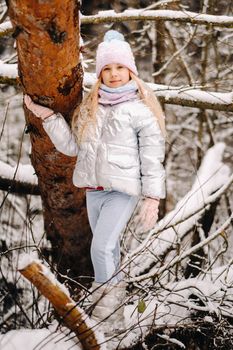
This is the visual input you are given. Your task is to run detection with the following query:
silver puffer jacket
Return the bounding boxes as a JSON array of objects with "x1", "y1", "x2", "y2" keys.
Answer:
[{"x1": 43, "y1": 99, "x2": 166, "y2": 198}]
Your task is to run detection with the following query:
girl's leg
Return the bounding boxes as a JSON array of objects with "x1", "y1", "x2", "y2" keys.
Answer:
[
  {"x1": 89, "y1": 191, "x2": 138, "y2": 284},
  {"x1": 86, "y1": 190, "x2": 101, "y2": 233}
]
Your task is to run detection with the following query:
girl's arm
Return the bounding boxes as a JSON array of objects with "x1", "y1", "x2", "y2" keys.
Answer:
[
  {"x1": 43, "y1": 114, "x2": 78, "y2": 157},
  {"x1": 132, "y1": 106, "x2": 166, "y2": 231},
  {"x1": 133, "y1": 106, "x2": 166, "y2": 199},
  {"x1": 24, "y1": 95, "x2": 78, "y2": 157}
]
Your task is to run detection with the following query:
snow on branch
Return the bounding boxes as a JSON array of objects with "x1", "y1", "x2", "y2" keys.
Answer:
[
  {"x1": 85, "y1": 73, "x2": 233, "y2": 112},
  {"x1": 150, "y1": 84, "x2": 233, "y2": 112},
  {"x1": 160, "y1": 262, "x2": 233, "y2": 320},
  {"x1": 18, "y1": 255, "x2": 105, "y2": 350},
  {"x1": 0, "y1": 20, "x2": 12, "y2": 37},
  {"x1": 0, "y1": 60, "x2": 17, "y2": 78},
  {"x1": 2, "y1": 9, "x2": 233, "y2": 38},
  {"x1": 80, "y1": 9, "x2": 233, "y2": 28},
  {"x1": 116, "y1": 262, "x2": 233, "y2": 348},
  {"x1": 0, "y1": 60, "x2": 19, "y2": 85},
  {"x1": 0, "y1": 160, "x2": 39, "y2": 195},
  {"x1": 133, "y1": 214, "x2": 232, "y2": 283}
]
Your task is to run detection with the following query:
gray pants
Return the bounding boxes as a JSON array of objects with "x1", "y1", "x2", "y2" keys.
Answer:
[{"x1": 86, "y1": 190, "x2": 139, "y2": 284}]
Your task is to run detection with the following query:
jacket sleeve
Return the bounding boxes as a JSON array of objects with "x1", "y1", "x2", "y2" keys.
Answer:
[
  {"x1": 42, "y1": 113, "x2": 78, "y2": 157},
  {"x1": 133, "y1": 106, "x2": 166, "y2": 199}
]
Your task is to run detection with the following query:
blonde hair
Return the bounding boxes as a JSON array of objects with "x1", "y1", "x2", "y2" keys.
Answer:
[
  {"x1": 72, "y1": 78, "x2": 101, "y2": 145},
  {"x1": 130, "y1": 72, "x2": 166, "y2": 138},
  {"x1": 72, "y1": 74, "x2": 166, "y2": 144}
]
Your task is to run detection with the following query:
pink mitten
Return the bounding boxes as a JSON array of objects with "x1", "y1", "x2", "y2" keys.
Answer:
[
  {"x1": 24, "y1": 95, "x2": 54, "y2": 120},
  {"x1": 134, "y1": 197, "x2": 160, "y2": 232}
]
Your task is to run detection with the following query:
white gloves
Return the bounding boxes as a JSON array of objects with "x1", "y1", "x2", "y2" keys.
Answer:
[
  {"x1": 24, "y1": 95, "x2": 55, "y2": 120},
  {"x1": 134, "y1": 197, "x2": 160, "y2": 232}
]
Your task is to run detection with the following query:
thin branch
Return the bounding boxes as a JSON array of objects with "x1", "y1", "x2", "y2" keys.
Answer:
[
  {"x1": 121, "y1": 172, "x2": 233, "y2": 278},
  {"x1": 81, "y1": 9, "x2": 233, "y2": 28},
  {"x1": 0, "y1": 160, "x2": 39, "y2": 196},
  {"x1": 130, "y1": 213, "x2": 233, "y2": 282},
  {"x1": 153, "y1": 86, "x2": 233, "y2": 112},
  {"x1": 163, "y1": 23, "x2": 196, "y2": 85},
  {"x1": 0, "y1": 177, "x2": 40, "y2": 195},
  {"x1": 2, "y1": 9, "x2": 233, "y2": 38},
  {"x1": 0, "y1": 101, "x2": 9, "y2": 142},
  {"x1": 142, "y1": 0, "x2": 181, "y2": 11}
]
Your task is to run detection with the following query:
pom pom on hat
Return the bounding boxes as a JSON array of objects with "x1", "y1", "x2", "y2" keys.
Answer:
[
  {"x1": 103, "y1": 30, "x2": 125, "y2": 42},
  {"x1": 96, "y1": 30, "x2": 138, "y2": 78}
]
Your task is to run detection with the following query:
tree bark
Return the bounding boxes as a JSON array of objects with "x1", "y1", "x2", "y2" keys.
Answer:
[{"x1": 8, "y1": 1, "x2": 93, "y2": 280}]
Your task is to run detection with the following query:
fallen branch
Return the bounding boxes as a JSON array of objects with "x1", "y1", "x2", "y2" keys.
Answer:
[{"x1": 18, "y1": 256, "x2": 104, "y2": 350}]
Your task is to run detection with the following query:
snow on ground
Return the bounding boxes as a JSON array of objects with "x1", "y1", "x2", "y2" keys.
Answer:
[{"x1": 0, "y1": 328, "x2": 81, "y2": 350}]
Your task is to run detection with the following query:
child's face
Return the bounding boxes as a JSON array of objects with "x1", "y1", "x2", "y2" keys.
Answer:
[{"x1": 101, "y1": 63, "x2": 130, "y2": 88}]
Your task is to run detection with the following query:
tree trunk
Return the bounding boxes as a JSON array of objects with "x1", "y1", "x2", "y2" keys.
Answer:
[{"x1": 8, "y1": 0, "x2": 93, "y2": 281}]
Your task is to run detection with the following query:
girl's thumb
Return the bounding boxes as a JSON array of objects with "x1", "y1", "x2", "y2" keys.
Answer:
[{"x1": 24, "y1": 94, "x2": 32, "y2": 107}]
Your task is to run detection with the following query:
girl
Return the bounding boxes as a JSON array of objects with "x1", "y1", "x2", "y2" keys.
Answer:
[{"x1": 24, "y1": 30, "x2": 166, "y2": 332}]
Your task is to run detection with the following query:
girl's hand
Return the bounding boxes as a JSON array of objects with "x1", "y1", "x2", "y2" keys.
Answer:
[
  {"x1": 24, "y1": 95, "x2": 54, "y2": 120},
  {"x1": 134, "y1": 197, "x2": 160, "y2": 232}
]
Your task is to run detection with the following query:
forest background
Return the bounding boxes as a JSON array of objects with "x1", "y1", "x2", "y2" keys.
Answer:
[{"x1": 0, "y1": 0, "x2": 233, "y2": 349}]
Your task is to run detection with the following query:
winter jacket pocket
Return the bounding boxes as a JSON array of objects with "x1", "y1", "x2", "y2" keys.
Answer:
[{"x1": 107, "y1": 144, "x2": 139, "y2": 169}]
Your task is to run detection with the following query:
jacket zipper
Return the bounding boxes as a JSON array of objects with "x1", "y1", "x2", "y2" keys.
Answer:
[{"x1": 95, "y1": 106, "x2": 111, "y2": 186}]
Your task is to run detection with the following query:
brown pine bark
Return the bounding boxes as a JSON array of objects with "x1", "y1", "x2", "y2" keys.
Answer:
[{"x1": 8, "y1": 1, "x2": 93, "y2": 280}]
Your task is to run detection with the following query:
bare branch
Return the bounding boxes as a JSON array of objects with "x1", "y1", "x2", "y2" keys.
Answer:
[
  {"x1": 81, "y1": 9, "x2": 233, "y2": 28},
  {"x1": 131, "y1": 213, "x2": 232, "y2": 283},
  {"x1": 2, "y1": 9, "x2": 233, "y2": 39},
  {"x1": 0, "y1": 177, "x2": 40, "y2": 195},
  {"x1": 163, "y1": 23, "x2": 196, "y2": 85},
  {"x1": 151, "y1": 84, "x2": 233, "y2": 112},
  {"x1": 0, "y1": 161, "x2": 39, "y2": 195}
]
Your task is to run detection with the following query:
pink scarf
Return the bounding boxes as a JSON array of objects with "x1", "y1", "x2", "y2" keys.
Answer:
[{"x1": 98, "y1": 81, "x2": 138, "y2": 105}]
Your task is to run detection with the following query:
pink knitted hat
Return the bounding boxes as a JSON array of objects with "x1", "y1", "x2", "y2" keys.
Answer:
[{"x1": 96, "y1": 30, "x2": 138, "y2": 78}]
